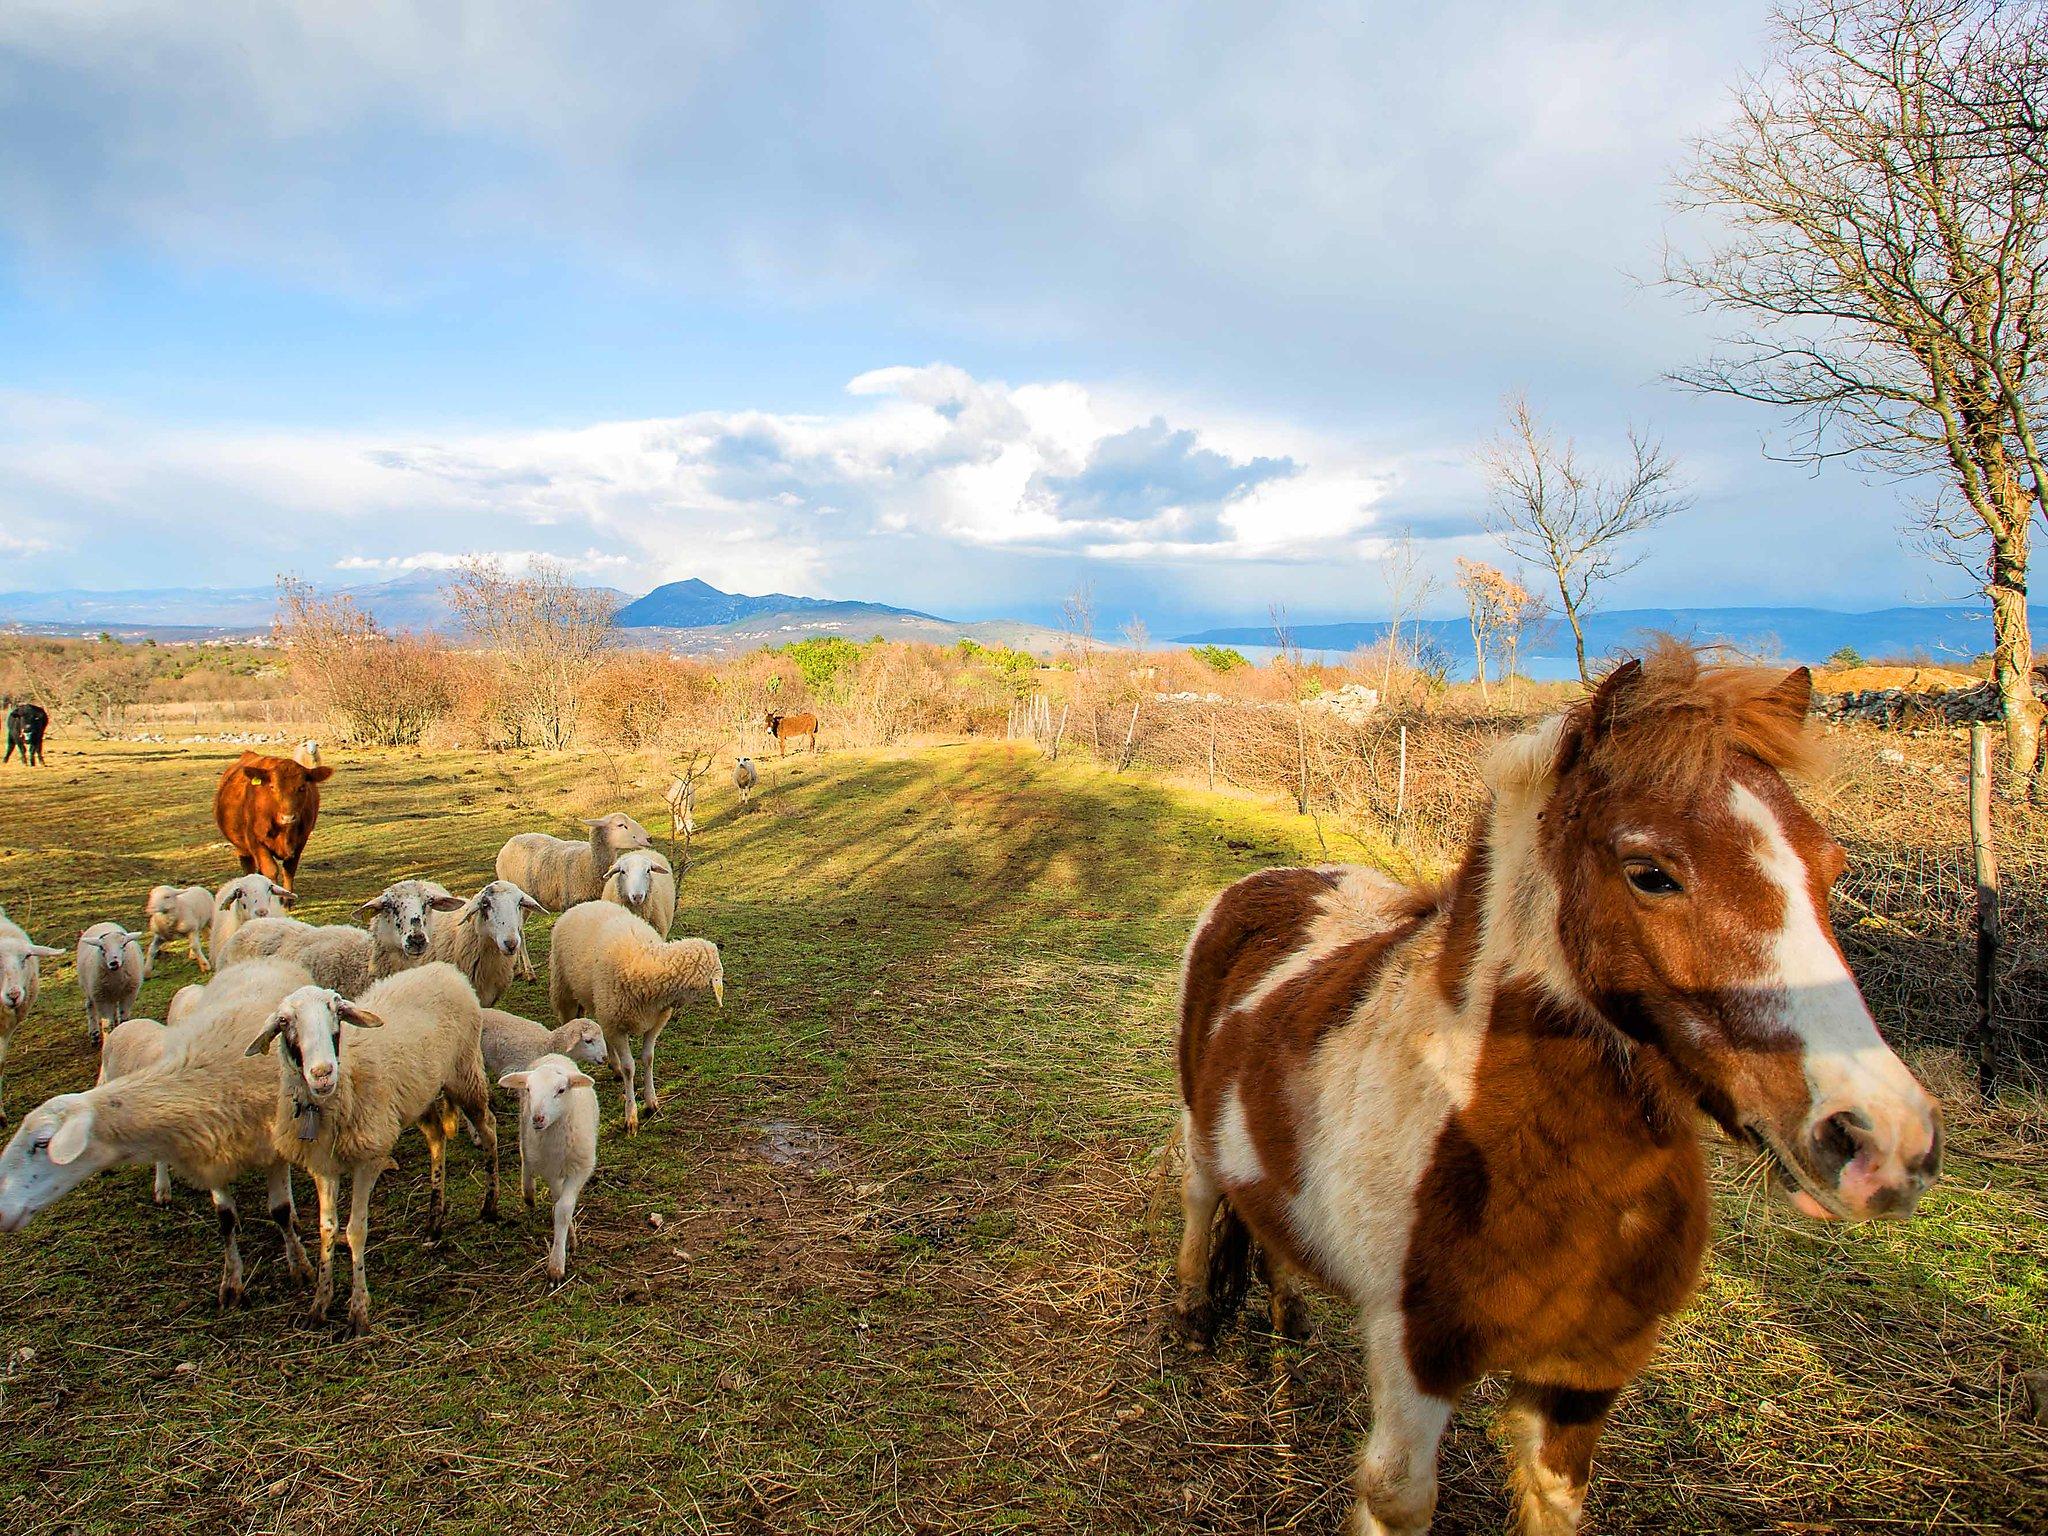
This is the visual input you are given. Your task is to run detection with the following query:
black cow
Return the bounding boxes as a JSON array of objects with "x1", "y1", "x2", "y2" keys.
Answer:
[{"x1": 4, "y1": 702, "x2": 48, "y2": 766}]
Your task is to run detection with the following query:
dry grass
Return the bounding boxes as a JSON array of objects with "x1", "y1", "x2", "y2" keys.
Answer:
[{"x1": 0, "y1": 740, "x2": 2040, "y2": 1534}]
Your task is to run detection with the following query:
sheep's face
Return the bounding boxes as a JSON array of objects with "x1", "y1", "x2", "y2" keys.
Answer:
[
  {"x1": 224, "y1": 876, "x2": 293, "y2": 922},
  {"x1": 79, "y1": 926, "x2": 142, "y2": 976},
  {"x1": 499, "y1": 1056, "x2": 594, "y2": 1133},
  {"x1": 251, "y1": 985, "x2": 387, "y2": 1100},
  {"x1": 0, "y1": 940, "x2": 59, "y2": 1014},
  {"x1": 605, "y1": 852, "x2": 671, "y2": 910},
  {"x1": 585, "y1": 813, "x2": 652, "y2": 852},
  {"x1": 464, "y1": 880, "x2": 544, "y2": 958},
  {"x1": 563, "y1": 1019, "x2": 608, "y2": 1066},
  {"x1": 361, "y1": 881, "x2": 465, "y2": 958},
  {"x1": 0, "y1": 1094, "x2": 116, "y2": 1231}
]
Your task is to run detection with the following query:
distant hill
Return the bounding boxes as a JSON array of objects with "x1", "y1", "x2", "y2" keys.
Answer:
[
  {"x1": 1176, "y1": 605, "x2": 2029, "y2": 680},
  {"x1": 613, "y1": 577, "x2": 933, "y2": 629}
]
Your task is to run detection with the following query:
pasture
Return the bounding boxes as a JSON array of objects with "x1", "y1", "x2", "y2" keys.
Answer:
[{"x1": 0, "y1": 739, "x2": 2042, "y2": 1534}]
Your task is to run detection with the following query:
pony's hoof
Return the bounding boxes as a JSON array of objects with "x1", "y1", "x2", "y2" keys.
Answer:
[{"x1": 1176, "y1": 1299, "x2": 1220, "y2": 1350}]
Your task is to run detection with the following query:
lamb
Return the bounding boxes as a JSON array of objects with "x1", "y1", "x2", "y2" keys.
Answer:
[
  {"x1": 547, "y1": 901, "x2": 723, "y2": 1134},
  {"x1": 243, "y1": 962, "x2": 499, "y2": 1332},
  {"x1": 601, "y1": 849, "x2": 676, "y2": 937},
  {"x1": 97, "y1": 1017, "x2": 175, "y2": 1203},
  {"x1": 481, "y1": 1011, "x2": 608, "y2": 1084},
  {"x1": 497, "y1": 1054, "x2": 598, "y2": 1280},
  {"x1": 733, "y1": 756, "x2": 758, "y2": 807},
  {"x1": 0, "y1": 906, "x2": 63, "y2": 1127},
  {"x1": 0, "y1": 957, "x2": 319, "y2": 1306},
  {"x1": 209, "y1": 873, "x2": 295, "y2": 959},
  {"x1": 426, "y1": 880, "x2": 547, "y2": 1007},
  {"x1": 77, "y1": 922, "x2": 147, "y2": 1045},
  {"x1": 495, "y1": 812, "x2": 653, "y2": 912},
  {"x1": 218, "y1": 879, "x2": 463, "y2": 997},
  {"x1": 144, "y1": 884, "x2": 216, "y2": 973}
]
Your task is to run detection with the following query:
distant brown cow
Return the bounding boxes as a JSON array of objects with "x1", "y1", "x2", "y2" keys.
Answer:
[
  {"x1": 764, "y1": 711, "x2": 818, "y2": 756},
  {"x1": 213, "y1": 751, "x2": 333, "y2": 891}
]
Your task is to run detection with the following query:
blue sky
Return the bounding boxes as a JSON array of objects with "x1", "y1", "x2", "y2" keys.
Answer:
[{"x1": 0, "y1": 2, "x2": 1976, "y2": 632}]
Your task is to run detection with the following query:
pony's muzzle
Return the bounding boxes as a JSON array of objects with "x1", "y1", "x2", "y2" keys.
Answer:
[{"x1": 1802, "y1": 1093, "x2": 1942, "y2": 1219}]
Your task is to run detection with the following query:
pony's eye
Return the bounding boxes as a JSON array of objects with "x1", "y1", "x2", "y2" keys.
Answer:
[{"x1": 1625, "y1": 862, "x2": 1683, "y2": 897}]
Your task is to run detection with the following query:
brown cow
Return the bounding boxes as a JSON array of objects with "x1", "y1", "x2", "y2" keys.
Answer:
[
  {"x1": 763, "y1": 711, "x2": 818, "y2": 755},
  {"x1": 214, "y1": 751, "x2": 333, "y2": 891}
]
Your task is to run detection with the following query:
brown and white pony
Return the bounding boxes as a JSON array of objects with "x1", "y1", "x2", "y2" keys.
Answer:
[
  {"x1": 1175, "y1": 648, "x2": 1941, "y2": 1536},
  {"x1": 764, "y1": 711, "x2": 818, "y2": 755}
]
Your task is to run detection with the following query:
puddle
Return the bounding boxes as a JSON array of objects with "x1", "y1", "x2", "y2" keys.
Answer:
[{"x1": 753, "y1": 1119, "x2": 848, "y2": 1172}]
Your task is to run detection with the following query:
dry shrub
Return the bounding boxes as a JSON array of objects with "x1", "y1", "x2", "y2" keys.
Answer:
[
  {"x1": 275, "y1": 579, "x2": 452, "y2": 747},
  {"x1": 581, "y1": 652, "x2": 722, "y2": 749}
]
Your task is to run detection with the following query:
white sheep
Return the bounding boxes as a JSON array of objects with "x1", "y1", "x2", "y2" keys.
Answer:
[
  {"x1": 144, "y1": 884, "x2": 215, "y2": 973},
  {"x1": 494, "y1": 812, "x2": 653, "y2": 912},
  {"x1": 76, "y1": 922, "x2": 147, "y2": 1045},
  {"x1": 166, "y1": 982, "x2": 205, "y2": 1028},
  {"x1": 243, "y1": 962, "x2": 499, "y2": 1332},
  {"x1": 0, "y1": 906, "x2": 63, "y2": 1128},
  {"x1": 733, "y1": 756, "x2": 758, "y2": 806},
  {"x1": 427, "y1": 880, "x2": 548, "y2": 1007},
  {"x1": 481, "y1": 1010, "x2": 608, "y2": 1084},
  {"x1": 218, "y1": 878, "x2": 463, "y2": 997},
  {"x1": 0, "y1": 957, "x2": 319, "y2": 1306},
  {"x1": 293, "y1": 739, "x2": 322, "y2": 769},
  {"x1": 209, "y1": 873, "x2": 295, "y2": 959},
  {"x1": 96, "y1": 1017, "x2": 175, "y2": 1203},
  {"x1": 547, "y1": 902, "x2": 723, "y2": 1135},
  {"x1": 497, "y1": 1052, "x2": 598, "y2": 1280},
  {"x1": 601, "y1": 849, "x2": 676, "y2": 937},
  {"x1": 664, "y1": 776, "x2": 697, "y2": 837}
]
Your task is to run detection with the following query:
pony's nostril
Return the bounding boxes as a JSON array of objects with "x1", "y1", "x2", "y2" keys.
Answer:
[{"x1": 1811, "y1": 1111, "x2": 1863, "y2": 1178}]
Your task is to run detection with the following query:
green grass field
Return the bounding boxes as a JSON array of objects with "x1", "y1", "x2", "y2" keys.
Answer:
[{"x1": 0, "y1": 740, "x2": 2042, "y2": 1534}]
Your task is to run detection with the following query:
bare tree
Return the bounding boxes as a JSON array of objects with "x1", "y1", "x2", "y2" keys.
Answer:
[
  {"x1": 1376, "y1": 526, "x2": 1440, "y2": 701},
  {"x1": 1479, "y1": 395, "x2": 1689, "y2": 685},
  {"x1": 1667, "y1": 0, "x2": 2048, "y2": 793},
  {"x1": 443, "y1": 558, "x2": 618, "y2": 751},
  {"x1": 1457, "y1": 559, "x2": 1542, "y2": 704}
]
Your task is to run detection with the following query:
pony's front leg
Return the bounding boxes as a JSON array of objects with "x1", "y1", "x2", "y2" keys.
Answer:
[
  {"x1": 344, "y1": 1162, "x2": 384, "y2": 1334},
  {"x1": 1353, "y1": 1316, "x2": 1454, "y2": 1536},
  {"x1": 1173, "y1": 1119, "x2": 1223, "y2": 1344},
  {"x1": 1502, "y1": 1382, "x2": 1616, "y2": 1536}
]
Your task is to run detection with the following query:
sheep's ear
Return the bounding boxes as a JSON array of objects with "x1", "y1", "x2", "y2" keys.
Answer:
[
  {"x1": 497, "y1": 1072, "x2": 529, "y2": 1092},
  {"x1": 565, "y1": 1072, "x2": 595, "y2": 1089},
  {"x1": 222, "y1": 889, "x2": 245, "y2": 911},
  {"x1": 516, "y1": 893, "x2": 549, "y2": 915},
  {"x1": 648, "y1": 859, "x2": 673, "y2": 876},
  {"x1": 27, "y1": 944, "x2": 63, "y2": 958},
  {"x1": 271, "y1": 883, "x2": 296, "y2": 905},
  {"x1": 711, "y1": 973, "x2": 725, "y2": 1008},
  {"x1": 244, "y1": 1019, "x2": 284, "y2": 1056},
  {"x1": 335, "y1": 1000, "x2": 385, "y2": 1029},
  {"x1": 47, "y1": 1107, "x2": 95, "y2": 1166},
  {"x1": 428, "y1": 894, "x2": 466, "y2": 913},
  {"x1": 455, "y1": 897, "x2": 482, "y2": 924},
  {"x1": 601, "y1": 861, "x2": 624, "y2": 881},
  {"x1": 351, "y1": 897, "x2": 386, "y2": 918}
]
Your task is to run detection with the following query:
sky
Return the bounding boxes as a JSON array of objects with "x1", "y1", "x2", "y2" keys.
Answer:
[{"x1": 0, "y1": 2, "x2": 1980, "y2": 633}]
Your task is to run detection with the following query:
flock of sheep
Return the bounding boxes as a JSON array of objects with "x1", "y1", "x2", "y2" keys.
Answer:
[{"x1": 0, "y1": 773, "x2": 742, "y2": 1333}]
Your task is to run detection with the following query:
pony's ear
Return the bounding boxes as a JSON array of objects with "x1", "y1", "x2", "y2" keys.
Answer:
[
  {"x1": 1759, "y1": 666, "x2": 1813, "y2": 725},
  {"x1": 1586, "y1": 657, "x2": 1644, "y2": 737},
  {"x1": 47, "y1": 1106, "x2": 95, "y2": 1166}
]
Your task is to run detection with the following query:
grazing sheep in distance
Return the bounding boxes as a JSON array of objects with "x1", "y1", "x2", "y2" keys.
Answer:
[
  {"x1": 97, "y1": 1018, "x2": 174, "y2": 1203},
  {"x1": 733, "y1": 756, "x2": 758, "y2": 807},
  {"x1": 495, "y1": 812, "x2": 653, "y2": 913},
  {"x1": 601, "y1": 850, "x2": 676, "y2": 937},
  {"x1": 0, "y1": 907, "x2": 63, "y2": 1127},
  {"x1": 498, "y1": 1053, "x2": 598, "y2": 1280},
  {"x1": 209, "y1": 873, "x2": 294, "y2": 960},
  {"x1": 293, "y1": 740, "x2": 322, "y2": 769},
  {"x1": 243, "y1": 964, "x2": 499, "y2": 1332},
  {"x1": 144, "y1": 885, "x2": 215, "y2": 973},
  {"x1": 219, "y1": 879, "x2": 463, "y2": 997},
  {"x1": 77, "y1": 923, "x2": 146, "y2": 1044},
  {"x1": 427, "y1": 880, "x2": 547, "y2": 1008},
  {"x1": 481, "y1": 1011, "x2": 608, "y2": 1085},
  {"x1": 547, "y1": 902, "x2": 723, "y2": 1135},
  {"x1": 0, "y1": 957, "x2": 319, "y2": 1305}
]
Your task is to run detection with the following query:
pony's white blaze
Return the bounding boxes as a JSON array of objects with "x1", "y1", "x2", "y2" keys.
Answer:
[
  {"x1": 1213, "y1": 1083, "x2": 1264, "y2": 1186},
  {"x1": 1729, "y1": 783, "x2": 1938, "y2": 1215}
]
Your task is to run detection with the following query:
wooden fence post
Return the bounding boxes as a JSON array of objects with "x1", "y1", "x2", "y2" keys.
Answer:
[{"x1": 1970, "y1": 722, "x2": 2001, "y2": 1095}]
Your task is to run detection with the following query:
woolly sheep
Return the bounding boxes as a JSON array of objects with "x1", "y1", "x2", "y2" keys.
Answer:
[
  {"x1": 0, "y1": 957, "x2": 319, "y2": 1306},
  {"x1": 427, "y1": 880, "x2": 548, "y2": 1008},
  {"x1": 97, "y1": 1017, "x2": 175, "y2": 1203},
  {"x1": 494, "y1": 812, "x2": 653, "y2": 913},
  {"x1": 209, "y1": 873, "x2": 295, "y2": 959},
  {"x1": 547, "y1": 902, "x2": 723, "y2": 1135},
  {"x1": 166, "y1": 983, "x2": 205, "y2": 1028},
  {"x1": 600, "y1": 849, "x2": 676, "y2": 937},
  {"x1": 77, "y1": 923, "x2": 146, "y2": 1045},
  {"x1": 243, "y1": 963, "x2": 499, "y2": 1332},
  {"x1": 498, "y1": 1053, "x2": 598, "y2": 1279},
  {"x1": 481, "y1": 1010, "x2": 608, "y2": 1085},
  {"x1": 219, "y1": 879, "x2": 463, "y2": 997},
  {"x1": 733, "y1": 756, "x2": 758, "y2": 806},
  {"x1": 293, "y1": 739, "x2": 322, "y2": 769},
  {"x1": 144, "y1": 884, "x2": 215, "y2": 973},
  {"x1": 0, "y1": 906, "x2": 63, "y2": 1128}
]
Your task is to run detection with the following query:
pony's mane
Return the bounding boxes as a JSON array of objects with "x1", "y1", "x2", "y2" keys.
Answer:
[{"x1": 1565, "y1": 637, "x2": 1825, "y2": 797}]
